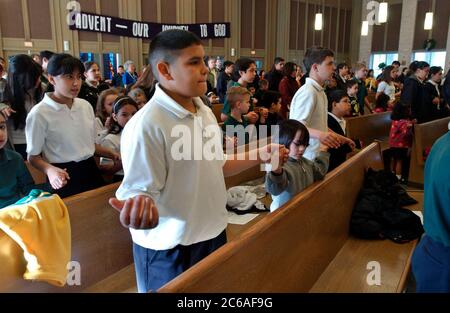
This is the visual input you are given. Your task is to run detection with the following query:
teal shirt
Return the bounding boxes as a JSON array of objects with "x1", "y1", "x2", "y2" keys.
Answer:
[
  {"x1": 0, "y1": 149, "x2": 35, "y2": 209},
  {"x1": 423, "y1": 131, "x2": 450, "y2": 247}
]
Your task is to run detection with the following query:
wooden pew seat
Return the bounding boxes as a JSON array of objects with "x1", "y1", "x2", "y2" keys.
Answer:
[
  {"x1": 158, "y1": 143, "x2": 423, "y2": 293},
  {"x1": 345, "y1": 112, "x2": 391, "y2": 150},
  {"x1": 409, "y1": 117, "x2": 450, "y2": 187}
]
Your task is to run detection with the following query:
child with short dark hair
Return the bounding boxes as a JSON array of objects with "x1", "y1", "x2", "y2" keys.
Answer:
[
  {"x1": 109, "y1": 30, "x2": 289, "y2": 292},
  {"x1": 260, "y1": 90, "x2": 283, "y2": 137},
  {"x1": 265, "y1": 119, "x2": 329, "y2": 212},
  {"x1": 346, "y1": 80, "x2": 360, "y2": 116},
  {"x1": 327, "y1": 90, "x2": 354, "y2": 172},
  {"x1": 0, "y1": 112, "x2": 35, "y2": 208},
  {"x1": 26, "y1": 54, "x2": 120, "y2": 198}
]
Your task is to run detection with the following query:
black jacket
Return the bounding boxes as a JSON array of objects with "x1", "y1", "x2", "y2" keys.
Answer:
[
  {"x1": 265, "y1": 70, "x2": 283, "y2": 92},
  {"x1": 327, "y1": 114, "x2": 353, "y2": 172},
  {"x1": 78, "y1": 81, "x2": 110, "y2": 112},
  {"x1": 401, "y1": 76, "x2": 436, "y2": 124}
]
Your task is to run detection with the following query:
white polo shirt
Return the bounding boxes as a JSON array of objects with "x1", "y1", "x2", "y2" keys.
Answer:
[
  {"x1": 116, "y1": 84, "x2": 228, "y2": 250},
  {"x1": 25, "y1": 93, "x2": 96, "y2": 164},
  {"x1": 289, "y1": 77, "x2": 328, "y2": 160}
]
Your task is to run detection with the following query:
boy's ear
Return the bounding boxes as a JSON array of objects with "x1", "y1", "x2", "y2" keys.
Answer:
[
  {"x1": 156, "y1": 62, "x2": 173, "y2": 81},
  {"x1": 48, "y1": 75, "x2": 56, "y2": 86}
]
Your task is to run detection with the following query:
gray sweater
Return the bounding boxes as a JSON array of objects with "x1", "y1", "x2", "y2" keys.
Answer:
[{"x1": 265, "y1": 151, "x2": 330, "y2": 212}]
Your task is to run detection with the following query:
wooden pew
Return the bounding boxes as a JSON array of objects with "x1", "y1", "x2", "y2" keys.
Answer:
[
  {"x1": 0, "y1": 182, "x2": 133, "y2": 292},
  {"x1": 158, "y1": 143, "x2": 422, "y2": 293},
  {"x1": 345, "y1": 111, "x2": 391, "y2": 150},
  {"x1": 408, "y1": 117, "x2": 450, "y2": 187}
]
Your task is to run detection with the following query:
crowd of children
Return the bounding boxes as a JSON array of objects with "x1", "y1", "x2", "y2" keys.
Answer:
[{"x1": 1, "y1": 28, "x2": 450, "y2": 293}]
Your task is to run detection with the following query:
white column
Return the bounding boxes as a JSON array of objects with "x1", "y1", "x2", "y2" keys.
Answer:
[
  {"x1": 398, "y1": 0, "x2": 418, "y2": 66},
  {"x1": 445, "y1": 17, "x2": 450, "y2": 72},
  {"x1": 358, "y1": 0, "x2": 373, "y2": 66}
]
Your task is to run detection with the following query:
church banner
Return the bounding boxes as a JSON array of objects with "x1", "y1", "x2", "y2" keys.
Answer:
[{"x1": 69, "y1": 11, "x2": 230, "y2": 40}]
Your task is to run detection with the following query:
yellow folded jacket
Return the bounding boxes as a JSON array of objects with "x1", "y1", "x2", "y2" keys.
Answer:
[{"x1": 0, "y1": 190, "x2": 71, "y2": 287}]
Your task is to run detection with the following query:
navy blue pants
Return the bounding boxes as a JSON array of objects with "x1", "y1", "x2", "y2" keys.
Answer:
[
  {"x1": 412, "y1": 235, "x2": 450, "y2": 292},
  {"x1": 133, "y1": 230, "x2": 227, "y2": 293}
]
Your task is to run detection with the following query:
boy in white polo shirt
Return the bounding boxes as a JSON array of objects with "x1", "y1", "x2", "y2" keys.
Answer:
[
  {"x1": 290, "y1": 47, "x2": 354, "y2": 160},
  {"x1": 109, "y1": 30, "x2": 288, "y2": 293}
]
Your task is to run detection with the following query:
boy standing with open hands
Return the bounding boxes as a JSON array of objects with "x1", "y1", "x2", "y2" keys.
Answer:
[{"x1": 109, "y1": 30, "x2": 288, "y2": 292}]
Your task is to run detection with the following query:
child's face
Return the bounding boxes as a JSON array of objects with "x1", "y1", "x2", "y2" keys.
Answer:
[
  {"x1": 163, "y1": 44, "x2": 209, "y2": 98},
  {"x1": 260, "y1": 84, "x2": 268, "y2": 91},
  {"x1": 134, "y1": 93, "x2": 147, "y2": 106},
  {"x1": 390, "y1": 69, "x2": 398, "y2": 79},
  {"x1": 248, "y1": 87, "x2": 256, "y2": 95},
  {"x1": 240, "y1": 64, "x2": 257, "y2": 83},
  {"x1": 237, "y1": 95, "x2": 251, "y2": 114},
  {"x1": 339, "y1": 66, "x2": 349, "y2": 76},
  {"x1": 356, "y1": 67, "x2": 367, "y2": 79},
  {"x1": 347, "y1": 84, "x2": 358, "y2": 96},
  {"x1": 333, "y1": 96, "x2": 351, "y2": 117},
  {"x1": 104, "y1": 94, "x2": 118, "y2": 115},
  {"x1": 432, "y1": 70, "x2": 443, "y2": 83},
  {"x1": 316, "y1": 56, "x2": 335, "y2": 82},
  {"x1": 208, "y1": 59, "x2": 216, "y2": 70},
  {"x1": 225, "y1": 64, "x2": 234, "y2": 75},
  {"x1": 0, "y1": 114, "x2": 7, "y2": 149},
  {"x1": 50, "y1": 70, "x2": 83, "y2": 99},
  {"x1": 85, "y1": 64, "x2": 101, "y2": 82},
  {"x1": 289, "y1": 131, "x2": 307, "y2": 160},
  {"x1": 271, "y1": 98, "x2": 282, "y2": 113},
  {"x1": 113, "y1": 104, "x2": 138, "y2": 128}
]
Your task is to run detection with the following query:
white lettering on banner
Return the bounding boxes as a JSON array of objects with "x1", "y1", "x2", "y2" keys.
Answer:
[
  {"x1": 214, "y1": 24, "x2": 226, "y2": 37},
  {"x1": 75, "y1": 13, "x2": 112, "y2": 32},
  {"x1": 200, "y1": 24, "x2": 208, "y2": 38},
  {"x1": 133, "y1": 22, "x2": 149, "y2": 38},
  {"x1": 162, "y1": 25, "x2": 189, "y2": 31}
]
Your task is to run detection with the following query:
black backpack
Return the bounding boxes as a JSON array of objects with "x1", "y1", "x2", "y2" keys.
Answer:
[{"x1": 350, "y1": 168, "x2": 424, "y2": 243}]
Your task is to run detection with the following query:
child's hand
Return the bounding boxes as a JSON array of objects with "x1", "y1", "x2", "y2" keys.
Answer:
[
  {"x1": 1, "y1": 106, "x2": 16, "y2": 118},
  {"x1": 319, "y1": 131, "x2": 341, "y2": 149},
  {"x1": 319, "y1": 143, "x2": 329, "y2": 152},
  {"x1": 224, "y1": 136, "x2": 238, "y2": 151},
  {"x1": 246, "y1": 112, "x2": 259, "y2": 124},
  {"x1": 110, "y1": 151, "x2": 121, "y2": 162},
  {"x1": 105, "y1": 117, "x2": 113, "y2": 129},
  {"x1": 47, "y1": 167, "x2": 70, "y2": 190},
  {"x1": 260, "y1": 108, "x2": 269, "y2": 119},
  {"x1": 109, "y1": 195, "x2": 159, "y2": 229},
  {"x1": 259, "y1": 143, "x2": 289, "y2": 169}
]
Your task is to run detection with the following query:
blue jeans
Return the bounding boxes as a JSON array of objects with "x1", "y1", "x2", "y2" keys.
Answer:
[
  {"x1": 412, "y1": 235, "x2": 450, "y2": 292},
  {"x1": 133, "y1": 230, "x2": 227, "y2": 293}
]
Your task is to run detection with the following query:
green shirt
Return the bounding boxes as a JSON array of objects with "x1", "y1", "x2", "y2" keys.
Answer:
[
  {"x1": 222, "y1": 115, "x2": 250, "y2": 145},
  {"x1": 0, "y1": 148, "x2": 35, "y2": 209}
]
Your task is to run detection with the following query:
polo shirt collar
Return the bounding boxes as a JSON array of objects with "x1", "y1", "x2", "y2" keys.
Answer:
[
  {"x1": 154, "y1": 84, "x2": 205, "y2": 119},
  {"x1": 43, "y1": 93, "x2": 79, "y2": 112},
  {"x1": 306, "y1": 77, "x2": 324, "y2": 92}
]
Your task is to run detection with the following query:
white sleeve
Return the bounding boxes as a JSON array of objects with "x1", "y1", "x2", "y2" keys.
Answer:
[
  {"x1": 100, "y1": 134, "x2": 119, "y2": 152},
  {"x1": 116, "y1": 121, "x2": 167, "y2": 202},
  {"x1": 289, "y1": 88, "x2": 316, "y2": 127},
  {"x1": 25, "y1": 108, "x2": 47, "y2": 156},
  {"x1": 377, "y1": 81, "x2": 386, "y2": 93}
]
